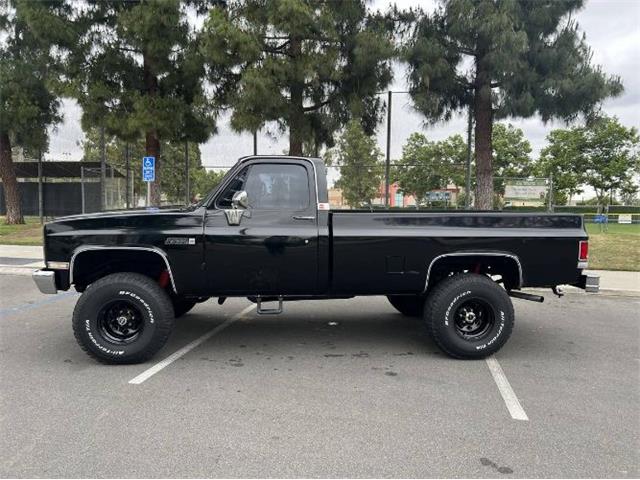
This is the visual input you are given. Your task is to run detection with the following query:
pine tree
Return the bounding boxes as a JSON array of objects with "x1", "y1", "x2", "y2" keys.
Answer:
[
  {"x1": 64, "y1": 1, "x2": 219, "y2": 206},
  {"x1": 405, "y1": 0, "x2": 622, "y2": 209},
  {"x1": 0, "y1": 1, "x2": 68, "y2": 224},
  {"x1": 202, "y1": 0, "x2": 394, "y2": 156}
]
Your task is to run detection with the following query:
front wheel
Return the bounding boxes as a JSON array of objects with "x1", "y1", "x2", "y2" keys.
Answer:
[
  {"x1": 72, "y1": 272, "x2": 175, "y2": 364},
  {"x1": 424, "y1": 273, "x2": 514, "y2": 359}
]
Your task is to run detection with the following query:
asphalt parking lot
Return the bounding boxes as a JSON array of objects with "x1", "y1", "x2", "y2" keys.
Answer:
[{"x1": 1, "y1": 273, "x2": 638, "y2": 478}]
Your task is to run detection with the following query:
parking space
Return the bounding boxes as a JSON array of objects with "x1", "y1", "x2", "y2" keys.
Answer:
[{"x1": 1, "y1": 273, "x2": 638, "y2": 477}]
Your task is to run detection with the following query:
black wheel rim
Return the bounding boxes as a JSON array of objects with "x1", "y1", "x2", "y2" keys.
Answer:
[
  {"x1": 97, "y1": 300, "x2": 144, "y2": 345},
  {"x1": 454, "y1": 298, "x2": 494, "y2": 340}
]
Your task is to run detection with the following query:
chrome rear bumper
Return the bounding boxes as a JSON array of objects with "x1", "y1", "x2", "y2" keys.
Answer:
[
  {"x1": 580, "y1": 273, "x2": 600, "y2": 293},
  {"x1": 32, "y1": 269, "x2": 58, "y2": 294}
]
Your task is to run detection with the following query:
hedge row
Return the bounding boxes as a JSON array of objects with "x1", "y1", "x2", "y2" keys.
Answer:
[{"x1": 503, "y1": 205, "x2": 640, "y2": 214}]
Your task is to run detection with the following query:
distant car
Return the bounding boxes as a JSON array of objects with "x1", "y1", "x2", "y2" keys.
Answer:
[{"x1": 33, "y1": 156, "x2": 598, "y2": 364}]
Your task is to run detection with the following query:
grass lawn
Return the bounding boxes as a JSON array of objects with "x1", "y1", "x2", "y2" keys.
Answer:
[
  {"x1": 0, "y1": 217, "x2": 44, "y2": 246},
  {"x1": 586, "y1": 223, "x2": 640, "y2": 271},
  {"x1": 1, "y1": 215, "x2": 638, "y2": 271}
]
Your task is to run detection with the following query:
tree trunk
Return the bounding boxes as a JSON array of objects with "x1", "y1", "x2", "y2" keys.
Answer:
[
  {"x1": 288, "y1": 38, "x2": 304, "y2": 156},
  {"x1": 0, "y1": 132, "x2": 24, "y2": 224},
  {"x1": 473, "y1": 61, "x2": 494, "y2": 210},
  {"x1": 143, "y1": 51, "x2": 161, "y2": 206}
]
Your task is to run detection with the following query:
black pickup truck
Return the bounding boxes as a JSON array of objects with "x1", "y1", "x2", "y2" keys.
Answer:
[{"x1": 33, "y1": 155, "x2": 598, "y2": 363}]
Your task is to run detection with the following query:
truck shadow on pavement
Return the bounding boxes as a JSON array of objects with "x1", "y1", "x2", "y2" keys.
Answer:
[{"x1": 173, "y1": 307, "x2": 442, "y2": 363}]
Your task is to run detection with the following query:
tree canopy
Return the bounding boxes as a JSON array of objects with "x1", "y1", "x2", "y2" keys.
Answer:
[
  {"x1": 327, "y1": 120, "x2": 384, "y2": 208},
  {"x1": 202, "y1": 0, "x2": 395, "y2": 156},
  {"x1": 394, "y1": 133, "x2": 466, "y2": 206},
  {"x1": 492, "y1": 123, "x2": 533, "y2": 196},
  {"x1": 0, "y1": 0, "x2": 69, "y2": 224},
  {"x1": 536, "y1": 117, "x2": 639, "y2": 205},
  {"x1": 405, "y1": 0, "x2": 623, "y2": 209},
  {"x1": 59, "y1": 0, "x2": 220, "y2": 205}
]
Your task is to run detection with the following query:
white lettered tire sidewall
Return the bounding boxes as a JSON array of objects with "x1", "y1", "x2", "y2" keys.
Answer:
[
  {"x1": 425, "y1": 274, "x2": 514, "y2": 359},
  {"x1": 72, "y1": 273, "x2": 174, "y2": 364}
]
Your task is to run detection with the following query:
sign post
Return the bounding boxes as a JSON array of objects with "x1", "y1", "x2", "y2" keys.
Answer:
[{"x1": 142, "y1": 156, "x2": 155, "y2": 207}]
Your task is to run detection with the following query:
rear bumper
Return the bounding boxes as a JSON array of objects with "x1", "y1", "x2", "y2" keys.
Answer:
[
  {"x1": 579, "y1": 273, "x2": 600, "y2": 293},
  {"x1": 32, "y1": 269, "x2": 58, "y2": 294}
]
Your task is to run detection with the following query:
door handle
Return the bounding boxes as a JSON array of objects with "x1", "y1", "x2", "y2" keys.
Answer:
[{"x1": 292, "y1": 215, "x2": 316, "y2": 221}]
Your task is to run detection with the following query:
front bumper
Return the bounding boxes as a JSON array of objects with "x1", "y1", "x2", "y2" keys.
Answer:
[{"x1": 32, "y1": 269, "x2": 58, "y2": 294}]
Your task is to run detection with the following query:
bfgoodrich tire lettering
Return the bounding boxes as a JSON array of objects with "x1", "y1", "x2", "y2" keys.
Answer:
[
  {"x1": 72, "y1": 272, "x2": 174, "y2": 364},
  {"x1": 424, "y1": 273, "x2": 514, "y2": 359}
]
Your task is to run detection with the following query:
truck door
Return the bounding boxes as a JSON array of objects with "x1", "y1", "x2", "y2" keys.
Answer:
[{"x1": 204, "y1": 160, "x2": 319, "y2": 295}]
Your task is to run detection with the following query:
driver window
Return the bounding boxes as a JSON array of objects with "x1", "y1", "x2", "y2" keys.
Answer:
[
  {"x1": 215, "y1": 163, "x2": 310, "y2": 210},
  {"x1": 245, "y1": 164, "x2": 310, "y2": 210}
]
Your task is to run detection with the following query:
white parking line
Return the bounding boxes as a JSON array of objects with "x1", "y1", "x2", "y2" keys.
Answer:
[
  {"x1": 485, "y1": 356, "x2": 529, "y2": 421},
  {"x1": 128, "y1": 304, "x2": 256, "y2": 385}
]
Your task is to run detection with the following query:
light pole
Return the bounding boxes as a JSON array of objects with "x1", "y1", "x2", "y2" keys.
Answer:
[
  {"x1": 465, "y1": 105, "x2": 473, "y2": 209},
  {"x1": 385, "y1": 91, "x2": 392, "y2": 208}
]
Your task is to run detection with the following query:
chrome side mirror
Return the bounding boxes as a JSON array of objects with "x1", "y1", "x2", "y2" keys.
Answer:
[
  {"x1": 225, "y1": 190, "x2": 250, "y2": 226},
  {"x1": 231, "y1": 190, "x2": 249, "y2": 209}
]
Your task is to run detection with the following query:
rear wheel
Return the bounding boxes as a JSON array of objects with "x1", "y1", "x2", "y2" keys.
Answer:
[
  {"x1": 424, "y1": 273, "x2": 514, "y2": 359},
  {"x1": 387, "y1": 295, "x2": 424, "y2": 317},
  {"x1": 72, "y1": 272, "x2": 174, "y2": 364}
]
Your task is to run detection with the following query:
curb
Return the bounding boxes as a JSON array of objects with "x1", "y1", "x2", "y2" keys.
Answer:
[{"x1": 0, "y1": 266, "x2": 39, "y2": 276}]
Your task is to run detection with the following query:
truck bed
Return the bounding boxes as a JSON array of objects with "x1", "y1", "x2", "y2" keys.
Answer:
[{"x1": 329, "y1": 211, "x2": 586, "y2": 293}]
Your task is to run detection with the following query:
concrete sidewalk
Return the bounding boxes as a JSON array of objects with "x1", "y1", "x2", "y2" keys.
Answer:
[
  {"x1": 0, "y1": 245, "x2": 44, "y2": 275},
  {"x1": 0, "y1": 244, "x2": 638, "y2": 295}
]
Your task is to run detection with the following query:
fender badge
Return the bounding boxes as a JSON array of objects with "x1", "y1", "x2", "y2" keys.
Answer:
[{"x1": 165, "y1": 237, "x2": 196, "y2": 246}]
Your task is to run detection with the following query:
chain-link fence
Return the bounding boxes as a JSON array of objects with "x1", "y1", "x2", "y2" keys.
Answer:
[
  {"x1": 79, "y1": 166, "x2": 129, "y2": 213},
  {"x1": 324, "y1": 163, "x2": 554, "y2": 211},
  {"x1": 0, "y1": 160, "x2": 129, "y2": 219}
]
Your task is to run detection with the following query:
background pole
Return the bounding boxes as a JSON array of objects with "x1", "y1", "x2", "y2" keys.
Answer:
[
  {"x1": 80, "y1": 166, "x2": 85, "y2": 214},
  {"x1": 385, "y1": 90, "x2": 392, "y2": 208},
  {"x1": 125, "y1": 143, "x2": 130, "y2": 209},
  {"x1": 253, "y1": 130, "x2": 257, "y2": 156},
  {"x1": 185, "y1": 140, "x2": 190, "y2": 205},
  {"x1": 547, "y1": 173, "x2": 554, "y2": 212},
  {"x1": 100, "y1": 126, "x2": 106, "y2": 211},
  {"x1": 37, "y1": 149, "x2": 43, "y2": 223},
  {"x1": 465, "y1": 105, "x2": 473, "y2": 209}
]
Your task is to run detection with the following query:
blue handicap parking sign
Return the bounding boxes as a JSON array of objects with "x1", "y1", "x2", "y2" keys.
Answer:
[{"x1": 142, "y1": 156, "x2": 155, "y2": 182}]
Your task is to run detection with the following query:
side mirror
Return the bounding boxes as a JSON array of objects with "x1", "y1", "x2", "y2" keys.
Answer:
[{"x1": 231, "y1": 190, "x2": 249, "y2": 209}]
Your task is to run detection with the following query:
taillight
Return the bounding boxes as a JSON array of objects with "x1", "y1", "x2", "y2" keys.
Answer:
[{"x1": 578, "y1": 240, "x2": 589, "y2": 262}]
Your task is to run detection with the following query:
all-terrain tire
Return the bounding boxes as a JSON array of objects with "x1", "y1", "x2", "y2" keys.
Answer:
[
  {"x1": 72, "y1": 272, "x2": 175, "y2": 364},
  {"x1": 387, "y1": 295, "x2": 424, "y2": 317},
  {"x1": 424, "y1": 274, "x2": 514, "y2": 359}
]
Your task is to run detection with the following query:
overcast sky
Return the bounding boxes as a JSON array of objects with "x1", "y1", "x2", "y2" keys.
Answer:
[{"x1": 47, "y1": 0, "x2": 640, "y2": 171}]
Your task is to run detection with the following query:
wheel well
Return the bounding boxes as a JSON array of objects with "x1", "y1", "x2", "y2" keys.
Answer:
[
  {"x1": 427, "y1": 254, "x2": 522, "y2": 291},
  {"x1": 71, "y1": 249, "x2": 174, "y2": 293}
]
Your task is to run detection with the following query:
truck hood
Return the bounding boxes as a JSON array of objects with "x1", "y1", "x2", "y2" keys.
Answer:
[{"x1": 48, "y1": 206, "x2": 193, "y2": 224}]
